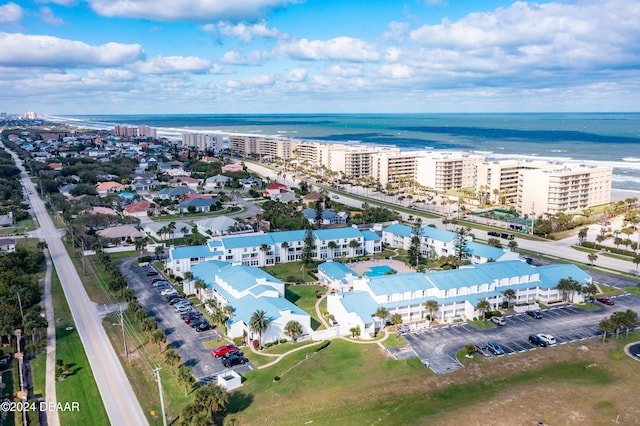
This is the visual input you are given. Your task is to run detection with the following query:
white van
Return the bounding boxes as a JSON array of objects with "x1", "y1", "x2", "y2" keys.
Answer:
[{"x1": 138, "y1": 262, "x2": 149, "y2": 267}]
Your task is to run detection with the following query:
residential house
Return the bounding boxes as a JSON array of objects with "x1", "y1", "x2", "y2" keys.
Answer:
[
  {"x1": 95, "y1": 181, "x2": 125, "y2": 197},
  {"x1": 263, "y1": 183, "x2": 296, "y2": 202},
  {"x1": 124, "y1": 200, "x2": 152, "y2": 218},
  {"x1": 195, "y1": 216, "x2": 254, "y2": 237},
  {"x1": 204, "y1": 175, "x2": 230, "y2": 191},
  {"x1": 221, "y1": 163, "x2": 244, "y2": 173},
  {"x1": 0, "y1": 238, "x2": 16, "y2": 252},
  {"x1": 169, "y1": 176, "x2": 200, "y2": 190},
  {"x1": 0, "y1": 213, "x2": 13, "y2": 228},
  {"x1": 58, "y1": 183, "x2": 77, "y2": 197},
  {"x1": 143, "y1": 221, "x2": 193, "y2": 241},
  {"x1": 177, "y1": 197, "x2": 221, "y2": 213},
  {"x1": 302, "y1": 209, "x2": 350, "y2": 226},
  {"x1": 156, "y1": 187, "x2": 196, "y2": 200},
  {"x1": 98, "y1": 225, "x2": 145, "y2": 244},
  {"x1": 317, "y1": 261, "x2": 358, "y2": 291},
  {"x1": 131, "y1": 174, "x2": 159, "y2": 192}
]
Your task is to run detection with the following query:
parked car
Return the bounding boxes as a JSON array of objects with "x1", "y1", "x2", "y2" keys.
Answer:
[
  {"x1": 526, "y1": 310, "x2": 543, "y2": 319},
  {"x1": 487, "y1": 341, "x2": 505, "y2": 356},
  {"x1": 181, "y1": 312, "x2": 202, "y2": 321},
  {"x1": 161, "y1": 288, "x2": 178, "y2": 296},
  {"x1": 474, "y1": 344, "x2": 492, "y2": 358},
  {"x1": 221, "y1": 349, "x2": 244, "y2": 361},
  {"x1": 596, "y1": 297, "x2": 615, "y2": 306},
  {"x1": 211, "y1": 344, "x2": 237, "y2": 357},
  {"x1": 166, "y1": 294, "x2": 183, "y2": 302},
  {"x1": 222, "y1": 353, "x2": 248, "y2": 368},
  {"x1": 537, "y1": 334, "x2": 556, "y2": 345},
  {"x1": 195, "y1": 322, "x2": 212, "y2": 332},
  {"x1": 189, "y1": 318, "x2": 208, "y2": 328},
  {"x1": 150, "y1": 278, "x2": 165, "y2": 284},
  {"x1": 152, "y1": 281, "x2": 169, "y2": 288},
  {"x1": 173, "y1": 301, "x2": 192, "y2": 309},
  {"x1": 175, "y1": 305, "x2": 194, "y2": 313},
  {"x1": 490, "y1": 316, "x2": 506, "y2": 326},
  {"x1": 528, "y1": 334, "x2": 549, "y2": 347},
  {"x1": 146, "y1": 271, "x2": 159, "y2": 276},
  {"x1": 168, "y1": 297, "x2": 187, "y2": 305}
]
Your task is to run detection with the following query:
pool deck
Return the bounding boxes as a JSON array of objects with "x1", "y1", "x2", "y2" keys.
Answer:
[{"x1": 346, "y1": 258, "x2": 415, "y2": 276}]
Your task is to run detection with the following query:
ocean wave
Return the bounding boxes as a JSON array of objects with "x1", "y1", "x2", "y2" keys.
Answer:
[
  {"x1": 622, "y1": 157, "x2": 640, "y2": 162},
  {"x1": 612, "y1": 175, "x2": 640, "y2": 184}
]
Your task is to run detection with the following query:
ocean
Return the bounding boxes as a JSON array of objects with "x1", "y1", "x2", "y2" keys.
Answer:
[{"x1": 52, "y1": 113, "x2": 640, "y2": 195}]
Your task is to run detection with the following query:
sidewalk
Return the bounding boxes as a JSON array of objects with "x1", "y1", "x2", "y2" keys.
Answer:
[{"x1": 42, "y1": 249, "x2": 60, "y2": 426}]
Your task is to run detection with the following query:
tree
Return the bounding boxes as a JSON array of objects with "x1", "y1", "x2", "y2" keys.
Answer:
[
  {"x1": 249, "y1": 309, "x2": 271, "y2": 348},
  {"x1": 301, "y1": 227, "x2": 314, "y2": 274},
  {"x1": 314, "y1": 199, "x2": 324, "y2": 228},
  {"x1": 168, "y1": 221, "x2": 177, "y2": 244},
  {"x1": 582, "y1": 283, "x2": 598, "y2": 301},
  {"x1": 599, "y1": 317, "x2": 615, "y2": 342},
  {"x1": 464, "y1": 343, "x2": 476, "y2": 357},
  {"x1": 194, "y1": 279, "x2": 206, "y2": 297},
  {"x1": 502, "y1": 289, "x2": 516, "y2": 307},
  {"x1": 475, "y1": 299, "x2": 491, "y2": 320},
  {"x1": 163, "y1": 347, "x2": 181, "y2": 367},
  {"x1": 578, "y1": 227, "x2": 588, "y2": 244},
  {"x1": 633, "y1": 253, "x2": 640, "y2": 272},
  {"x1": 259, "y1": 243, "x2": 270, "y2": 266},
  {"x1": 177, "y1": 365, "x2": 195, "y2": 396},
  {"x1": 284, "y1": 320, "x2": 303, "y2": 341},
  {"x1": 390, "y1": 313, "x2": 403, "y2": 326},
  {"x1": 556, "y1": 277, "x2": 579, "y2": 302},
  {"x1": 508, "y1": 240, "x2": 518, "y2": 252},
  {"x1": 454, "y1": 227, "x2": 470, "y2": 262},
  {"x1": 349, "y1": 325, "x2": 361, "y2": 338},
  {"x1": 424, "y1": 300, "x2": 439, "y2": 324},
  {"x1": 151, "y1": 329, "x2": 166, "y2": 351},
  {"x1": 623, "y1": 309, "x2": 638, "y2": 338},
  {"x1": 327, "y1": 241, "x2": 337, "y2": 259},
  {"x1": 587, "y1": 252, "x2": 598, "y2": 266},
  {"x1": 374, "y1": 306, "x2": 389, "y2": 333},
  {"x1": 281, "y1": 241, "x2": 290, "y2": 260},
  {"x1": 349, "y1": 239, "x2": 360, "y2": 257},
  {"x1": 194, "y1": 383, "x2": 229, "y2": 423}
]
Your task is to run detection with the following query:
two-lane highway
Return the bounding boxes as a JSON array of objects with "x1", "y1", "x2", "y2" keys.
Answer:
[{"x1": 4, "y1": 145, "x2": 148, "y2": 425}]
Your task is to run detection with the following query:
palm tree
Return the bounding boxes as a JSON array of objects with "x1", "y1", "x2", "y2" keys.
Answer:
[
  {"x1": 374, "y1": 306, "x2": 389, "y2": 334},
  {"x1": 587, "y1": 252, "x2": 598, "y2": 266},
  {"x1": 151, "y1": 329, "x2": 166, "y2": 351},
  {"x1": 168, "y1": 221, "x2": 177, "y2": 244},
  {"x1": 327, "y1": 241, "x2": 337, "y2": 259},
  {"x1": 281, "y1": 241, "x2": 290, "y2": 261},
  {"x1": 623, "y1": 309, "x2": 638, "y2": 338},
  {"x1": 194, "y1": 279, "x2": 206, "y2": 298},
  {"x1": 508, "y1": 240, "x2": 518, "y2": 252},
  {"x1": 259, "y1": 243, "x2": 270, "y2": 266},
  {"x1": 249, "y1": 309, "x2": 271, "y2": 348},
  {"x1": 177, "y1": 365, "x2": 195, "y2": 396},
  {"x1": 578, "y1": 227, "x2": 588, "y2": 244},
  {"x1": 582, "y1": 283, "x2": 598, "y2": 301},
  {"x1": 349, "y1": 239, "x2": 360, "y2": 257},
  {"x1": 633, "y1": 254, "x2": 640, "y2": 272},
  {"x1": 284, "y1": 320, "x2": 303, "y2": 341},
  {"x1": 390, "y1": 313, "x2": 403, "y2": 326},
  {"x1": 163, "y1": 347, "x2": 181, "y2": 367},
  {"x1": 475, "y1": 299, "x2": 491, "y2": 320},
  {"x1": 599, "y1": 317, "x2": 615, "y2": 342},
  {"x1": 424, "y1": 300, "x2": 439, "y2": 324},
  {"x1": 502, "y1": 289, "x2": 516, "y2": 307},
  {"x1": 194, "y1": 383, "x2": 229, "y2": 423}
]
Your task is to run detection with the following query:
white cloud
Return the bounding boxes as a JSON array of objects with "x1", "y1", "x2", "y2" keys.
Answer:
[
  {"x1": 384, "y1": 21, "x2": 410, "y2": 42},
  {"x1": 86, "y1": 69, "x2": 135, "y2": 81},
  {"x1": 378, "y1": 64, "x2": 414, "y2": 79},
  {"x1": 36, "y1": 0, "x2": 77, "y2": 6},
  {"x1": 89, "y1": 0, "x2": 299, "y2": 22},
  {"x1": 128, "y1": 56, "x2": 212, "y2": 74},
  {"x1": 219, "y1": 50, "x2": 267, "y2": 65},
  {"x1": 276, "y1": 36, "x2": 380, "y2": 62},
  {"x1": 39, "y1": 7, "x2": 65, "y2": 26},
  {"x1": 0, "y1": 3, "x2": 22, "y2": 24},
  {"x1": 325, "y1": 64, "x2": 362, "y2": 77},
  {"x1": 283, "y1": 68, "x2": 306, "y2": 82},
  {"x1": 0, "y1": 33, "x2": 144, "y2": 68},
  {"x1": 203, "y1": 20, "x2": 280, "y2": 43}
]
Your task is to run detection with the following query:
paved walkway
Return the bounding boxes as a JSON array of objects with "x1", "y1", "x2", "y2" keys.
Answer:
[{"x1": 42, "y1": 249, "x2": 60, "y2": 426}]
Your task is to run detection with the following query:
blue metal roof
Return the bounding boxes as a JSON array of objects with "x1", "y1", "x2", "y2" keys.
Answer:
[
  {"x1": 178, "y1": 198, "x2": 220, "y2": 208},
  {"x1": 334, "y1": 292, "x2": 377, "y2": 326},
  {"x1": 466, "y1": 241, "x2": 505, "y2": 260},
  {"x1": 220, "y1": 234, "x2": 274, "y2": 249},
  {"x1": 367, "y1": 273, "x2": 435, "y2": 296},
  {"x1": 171, "y1": 244, "x2": 215, "y2": 260},
  {"x1": 269, "y1": 230, "x2": 306, "y2": 243},
  {"x1": 318, "y1": 261, "x2": 356, "y2": 281},
  {"x1": 383, "y1": 224, "x2": 413, "y2": 238},
  {"x1": 421, "y1": 225, "x2": 457, "y2": 243},
  {"x1": 361, "y1": 230, "x2": 381, "y2": 241},
  {"x1": 302, "y1": 208, "x2": 337, "y2": 220},
  {"x1": 314, "y1": 227, "x2": 362, "y2": 241},
  {"x1": 537, "y1": 263, "x2": 592, "y2": 287}
]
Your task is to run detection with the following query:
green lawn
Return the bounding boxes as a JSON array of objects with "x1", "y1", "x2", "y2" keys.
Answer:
[
  {"x1": 263, "y1": 261, "x2": 321, "y2": 283},
  {"x1": 0, "y1": 218, "x2": 36, "y2": 235},
  {"x1": 284, "y1": 284, "x2": 325, "y2": 330},
  {"x1": 225, "y1": 338, "x2": 617, "y2": 425},
  {"x1": 52, "y1": 266, "x2": 109, "y2": 426},
  {"x1": 30, "y1": 352, "x2": 46, "y2": 397}
]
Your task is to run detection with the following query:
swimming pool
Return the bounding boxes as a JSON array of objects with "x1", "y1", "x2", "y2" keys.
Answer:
[{"x1": 365, "y1": 265, "x2": 396, "y2": 277}]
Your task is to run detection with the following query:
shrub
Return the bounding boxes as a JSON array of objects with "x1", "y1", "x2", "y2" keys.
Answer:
[
  {"x1": 315, "y1": 340, "x2": 330, "y2": 352},
  {"x1": 233, "y1": 336, "x2": 244, "y2": 347},
  {"x1": 252, "y1": 339, "x2": 259, "y2": 349},
  {"x1": 279, "y1": 338, "x2": 287, "y2": 344}
]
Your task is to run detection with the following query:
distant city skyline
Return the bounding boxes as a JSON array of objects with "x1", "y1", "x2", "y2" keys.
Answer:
[{"x1": 1, "y1": 0, "x2": 639, "y2": 114}]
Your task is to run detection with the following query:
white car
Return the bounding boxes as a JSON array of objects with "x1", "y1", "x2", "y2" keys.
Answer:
[
  {"x1": 537, "y1": 333, "x2": 556, "y2": 345},
  {"x1": 160, "y1": 288, "x2": 177, "y2": 296}
]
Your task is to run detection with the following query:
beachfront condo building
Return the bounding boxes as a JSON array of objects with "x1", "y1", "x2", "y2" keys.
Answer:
[
  {"x1": 415, "y1": 152, "x2": 484, "y2": 191},
  {"x1": 182, "y1": 133, "x2": 223, "y2": 152},
  {"x1": 516, "y1": 164, "x2": 612, "y2": 216},
  {"x1": 475, "y1": 159, "x2": 550, "y2": 206}
]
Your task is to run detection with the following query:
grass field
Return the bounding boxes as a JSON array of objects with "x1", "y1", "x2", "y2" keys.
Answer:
[
  {"x1": 263, "y1": 261, "x2": 321, "y2": 283},
  {"x1": 223, "y1": 334, "x2": 640, "y2": 425},
  {"x1": 284, "y1": 284, "x2": 325, "y2": 330},
  {"x1": 51, "y1": 267, "x2": 109, "y2": 425}
]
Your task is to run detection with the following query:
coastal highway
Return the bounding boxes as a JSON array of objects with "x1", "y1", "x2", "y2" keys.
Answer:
[
  {"x1": 245, "y1": 161, "x2": 638, "y2": 276},
  {"x1": 4, "y1": 145, "x2": 148, "y2": 426}
]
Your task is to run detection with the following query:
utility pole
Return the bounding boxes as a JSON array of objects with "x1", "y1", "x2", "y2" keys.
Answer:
[
  {"x1": 530, "y1": 202, "x2": 536, "y2": 236},
  {"x1": 119, "y1": 307, "x2": 128, "y2": 359},
  {"x1": 16, "y1": 290, "x2": 24, "y2": 325},
  {"x1": 154, "y1": 367, "x2": 167, "y2": 426}
]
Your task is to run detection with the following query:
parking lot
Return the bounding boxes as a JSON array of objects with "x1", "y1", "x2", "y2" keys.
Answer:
[
  {"x1": 403, "y1": 293, "x2": 640, "y2": 374},
  {"x1": 119, "y1": 256, "x2": 255, "y2": 383}
]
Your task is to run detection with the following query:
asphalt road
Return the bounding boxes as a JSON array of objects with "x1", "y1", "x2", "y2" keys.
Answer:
[
  {"x1": 402, "y1": 293, "x2": 639, "y2": 374},
  {"x1": 118, "y1": 256, "x2": 255, "y2": 384},
  {"x1": 4, "y1": 145, "x2": 148, "y2": 425}
]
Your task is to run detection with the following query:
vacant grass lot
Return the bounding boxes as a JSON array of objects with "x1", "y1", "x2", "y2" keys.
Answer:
[
  {"x1": 225, "y1": 334, "x2": 640, "y2": 425},
  {"x1": 52, "y1": 267, "x2": 108, "y2": 425},
  {"x1": 263, "y1": 261, "x2": 321, "y2": 283}
]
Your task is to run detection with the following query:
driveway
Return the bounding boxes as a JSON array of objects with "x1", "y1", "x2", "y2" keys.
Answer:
[
  {"x1": 403, "y1": 293, "x2": 640, "y2": 374},
  {"x1": 118, "y1": 256, "x2": 255, "y2": 383}
]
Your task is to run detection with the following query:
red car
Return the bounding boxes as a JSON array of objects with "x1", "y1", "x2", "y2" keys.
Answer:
[
  {"x1": 211, "y1": 344, "x2": 237, "y2": 357},
  {"x1": 597, "y1": 297, "x2": 615, "y2": 306},
  {"x1": 150, "y1": 278, "x2": 164, "y2": 284}
]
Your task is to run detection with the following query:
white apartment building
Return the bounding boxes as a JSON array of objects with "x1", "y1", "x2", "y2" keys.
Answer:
[
  {"x1": 415, "y1": 152, "x2": 484, "y2": 191},
  {"x1": 138, "y1": 125, "x2": 157, "y2": 138},
  {"x1": 228, "y1": 135, "x2": 299, "y2": 160},
  {"x1": 475, "y1": 159, "x2": 549, "y2": 205},
  {"x1": 371, "y1": 151, "x2": 418, "y2": 187},
  {"x1": 517, "y1": 164, "x2": 612, "y2": 216},
  {"x1": 182, "y1": 133, "x2": 223, "y2": 152}
]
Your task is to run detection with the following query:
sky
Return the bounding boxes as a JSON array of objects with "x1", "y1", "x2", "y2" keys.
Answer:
[{"x1": 0, "y1": 0, "x2": 639, "y2": 115}]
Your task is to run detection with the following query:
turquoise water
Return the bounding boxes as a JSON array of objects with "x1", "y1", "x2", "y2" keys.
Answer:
[{"x1": 366, "y1": 265, "x2": 396, "y2": 277}]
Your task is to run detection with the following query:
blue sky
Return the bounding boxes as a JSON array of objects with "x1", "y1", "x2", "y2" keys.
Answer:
[{"x1": 1, "y1": 0, "x2": 639, "y2": 114}]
